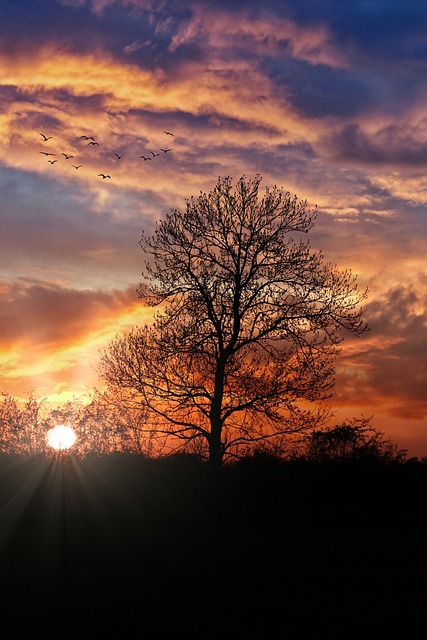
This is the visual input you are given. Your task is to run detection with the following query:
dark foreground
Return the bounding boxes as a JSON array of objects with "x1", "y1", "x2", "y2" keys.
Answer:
[{"x1": 0, "y1": 453, "x2": 426, "y2": 638}]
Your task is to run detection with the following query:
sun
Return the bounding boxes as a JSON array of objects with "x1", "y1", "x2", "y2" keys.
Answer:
[{"x1": 47, "y1": 424, "x2": 77, "y2": 450}]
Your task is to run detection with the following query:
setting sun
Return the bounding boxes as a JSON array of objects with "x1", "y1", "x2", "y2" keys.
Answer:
[{"x1": 47, "y1": 425, "x2": 77, "y2": 450}]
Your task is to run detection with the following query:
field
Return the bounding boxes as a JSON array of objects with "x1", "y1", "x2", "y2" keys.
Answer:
[{"x1": 0, "y1": 453, "x2": 426, "y2": 637}]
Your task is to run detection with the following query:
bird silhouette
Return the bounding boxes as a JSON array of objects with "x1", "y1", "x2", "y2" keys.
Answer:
[
  {"x1": 160, "y1": 148, "x2": 173, "y2": 153},
  {"x1": 163, "y1": 131, "x2": 174, "y2": 136},
  {"x1": 113, "y1": 152, "x2": 124, "y2": 159},
  {"x1": 88, "y1": 141, "x2": 99, "y2": 146},
  {"x1": 39, "y1": 152, "x2": 56, "y2": 156},
  {"x1": 48, "y1": 160, "x2": 58, "y2": 164},
  {"x1": 140, "y1": 155, "x2": 152, "y2": 161},
  {"x1": 149, "y1": 150, "x2": 160, "y2": 157},
  {"x1": 40, "y1": 133, "x2": 52, "y2": 141},
  {"x1": 61, "y1": 153, "x2": 74, "y2": 159},
  {"x1": 80, "y1": 135, "x2": 95, "y2": 141},
  {"x1": 98, "y1": 173, "x2": 111, "y2": 179},
  {"x1": 72, "y1": 165, "x2": 82, "y2": 169}
]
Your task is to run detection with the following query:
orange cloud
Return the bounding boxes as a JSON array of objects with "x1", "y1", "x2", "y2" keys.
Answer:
[{"x1": 0, "y1": 280, "x2": 156, "y2": 401}]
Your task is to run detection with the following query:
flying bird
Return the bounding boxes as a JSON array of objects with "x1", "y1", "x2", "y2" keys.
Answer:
[
  {"x1": 72, "y1": 165, "x2": 82, "y2": 169},
  {"x1": 88, "y1": 141, "x2": 99, "y2": 146},
  {"x1": 163, "y1": 131, "x2": 174, "y2": 136},
  {"x1": 39, "y1": 151, "x2": 56, "y2": 156},
  {"x1": 48, "y1": 160, "x2": 58, "y2": 164},
  {"x1": 160, "y1": 148, "x2": 173, "y2": 153},
  {"x1": 40, "y1": 133, "x2": 52, "y2": 141},
  {"x1": 61, "y1": 153, "x2": 74, "y2": 159},
  {"x1": 80, "y1": 135, "x2": 95, "y2": 141},
  {"x1": 149, "y1": 150, "x2": 160, "y2": 157},
  {"x1": 140, "y1": 155, "x2": 152, "y2": 161},
  {"x1": 113, "y1": 152, "x2": 124, "y2": 159},
  {"x1": 98, "y1": 173, "x2": 111, "y2": 179}
]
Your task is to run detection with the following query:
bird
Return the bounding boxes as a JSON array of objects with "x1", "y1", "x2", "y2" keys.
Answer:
[
  {"x1": 48, "y1": 159, "x2": 58, "y2": 164},
  {"x1": 88, "y1": 141, "x2": 99, "y2": 146},
  {"x1": 163, "y1": 131, "x2": 174, "y2": 136},
  {"x1": 72, "y1": 165, "x2": 82, "y2": 169},
  {"x1": 40, "y1": 133, "x2": 52, "y2": 141},
  {"x1": 160, "y1": 148, "x2": 173, "y2": 153},
  {"x1": 140, "y1": 155, "x2": 152, "y2": 161},
  {"x1": 61, "y1": 153, "x2": 74, "y2": 159},
  {"x1": 113, "y1": 152, "x2": 124, "y2": 159},
  {"x1": 80, "y1": 135, "x2": 95, "y2": 141},
  {"x1": 98, "y1": 173, "x2": 111, "y2": 179},
  {"x1": 39, "y1": 151, "x2": 56, "y2": 156},
  {"x1": 149, "y1": 150, "x2": 160, "y2": 157}
]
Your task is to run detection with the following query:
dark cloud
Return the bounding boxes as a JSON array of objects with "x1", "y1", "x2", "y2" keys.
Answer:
[
  {"x1": 253, "y1": 3, "x2": 427, "y2": 120},
  {"x1": 324, "y1": 123, "x2": 427, "y2": 167},
  {"x1": 267, "y1": 62, "x2": 379, "y2": 119},
  {"x1": 0, "y1": 0, "x2": 190, "y2": 70},
  {"x1": 0, "y1": 1, "x2": 93, "y2": 55},
  {"x1": 286, "y1": 1, "x2": 427, "y2": 61},
  {"x1": 0, "y1": 86, "x2": 31, "y2": 112}
]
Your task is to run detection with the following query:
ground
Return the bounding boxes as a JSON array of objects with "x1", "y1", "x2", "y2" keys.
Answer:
[{"x1": 0, "y1": 454, "x2": 425, "y2": 637}]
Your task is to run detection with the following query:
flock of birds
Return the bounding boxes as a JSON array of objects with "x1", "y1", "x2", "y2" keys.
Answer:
[{"x1": 38, "y1": 130, "x2": 175, "y2": 180}]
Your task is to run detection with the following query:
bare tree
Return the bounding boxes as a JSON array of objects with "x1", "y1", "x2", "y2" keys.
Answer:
[
  {"x1": 0, "y1": 390, "x2": 50, "y2": 454},
  {"x1": 99, "y1": 175, "x2": 368, "y2": 466},
  {"x1": 301, "y1": 417, "x2": 407, "y2": 464},
  {"x1": 79, "y1": 388, "x2": 155, "y2": 456}
]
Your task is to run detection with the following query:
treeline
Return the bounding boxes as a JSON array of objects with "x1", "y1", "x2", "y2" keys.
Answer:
[
  {"x1": 0, "y1": 389, "x2": 419, "y2": 467},
  {"x1": 0, "y1": 389, "x2": 153, "y2": 456}
]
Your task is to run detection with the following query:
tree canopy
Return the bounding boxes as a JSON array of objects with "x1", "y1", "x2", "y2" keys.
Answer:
[
  {"x1": 301, "y1": 417, "x2": 407, "y2": 464},
  {"x1": 99, "y1": 174, "x2": 368, "y2": 465}
]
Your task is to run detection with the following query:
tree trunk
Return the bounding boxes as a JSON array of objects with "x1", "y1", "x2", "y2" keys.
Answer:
[
  {"x1": 209, "y1": 359, "x2": 226, "y2": 466},
  {"x1": 208, "y1": 424, "x2": 223, "y2": 466}
]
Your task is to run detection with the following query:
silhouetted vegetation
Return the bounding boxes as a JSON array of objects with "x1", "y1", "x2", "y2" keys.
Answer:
[
  {"x1": 297, "y1": 416, "x2": 408, "y2": 465},
  {"x1": 0, "y1": 446, "x2": 426, "y2": 636}
]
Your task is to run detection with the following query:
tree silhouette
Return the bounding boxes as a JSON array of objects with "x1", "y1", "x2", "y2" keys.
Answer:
[
  {"x1": 301, "y1": 417, "x2": 407, "y2": 464},
  {"x1": 0, "y1": 390, "x2": 49, "y2": 454},
  {"x1": 99, "y1": 175, "x2": 368, "y2": 466}
]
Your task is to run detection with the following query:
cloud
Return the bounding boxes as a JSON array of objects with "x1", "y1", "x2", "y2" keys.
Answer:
[
  {"x1": 324, "y1": 122, "x2": 427, "y2": 167},
  {"x1": 167, "y1": 5, "x2": 347, "y2": 69},
  {"x1": 0, "y1": 279, "x2": 139, "y2": 349},
  {"x1": 333, "y1": 280, "x2": 427, "y2": 420},
  {"x1": 0, "y1": 277, "x2": 155, "y2": 402},
  {"x1": 0, "y1": 163, "x2": 156, "y2": 291},
  {"x1": 123, "y1": 40, "x2": 145, "y2": 55}
]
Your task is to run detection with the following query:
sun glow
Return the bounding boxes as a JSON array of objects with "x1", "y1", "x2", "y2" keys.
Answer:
[{"x1": 47, "y1": 424, "x2": 77, "y2": 450}]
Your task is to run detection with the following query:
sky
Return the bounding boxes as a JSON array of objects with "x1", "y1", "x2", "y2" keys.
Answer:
[{"x1": 0, "y1": 0, "x2": 426, "y2": 458}]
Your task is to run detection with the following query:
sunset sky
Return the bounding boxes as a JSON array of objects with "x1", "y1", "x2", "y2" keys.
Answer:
[{"x1": 1, "y1": 0, "x2": 426, "y2": 457}]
